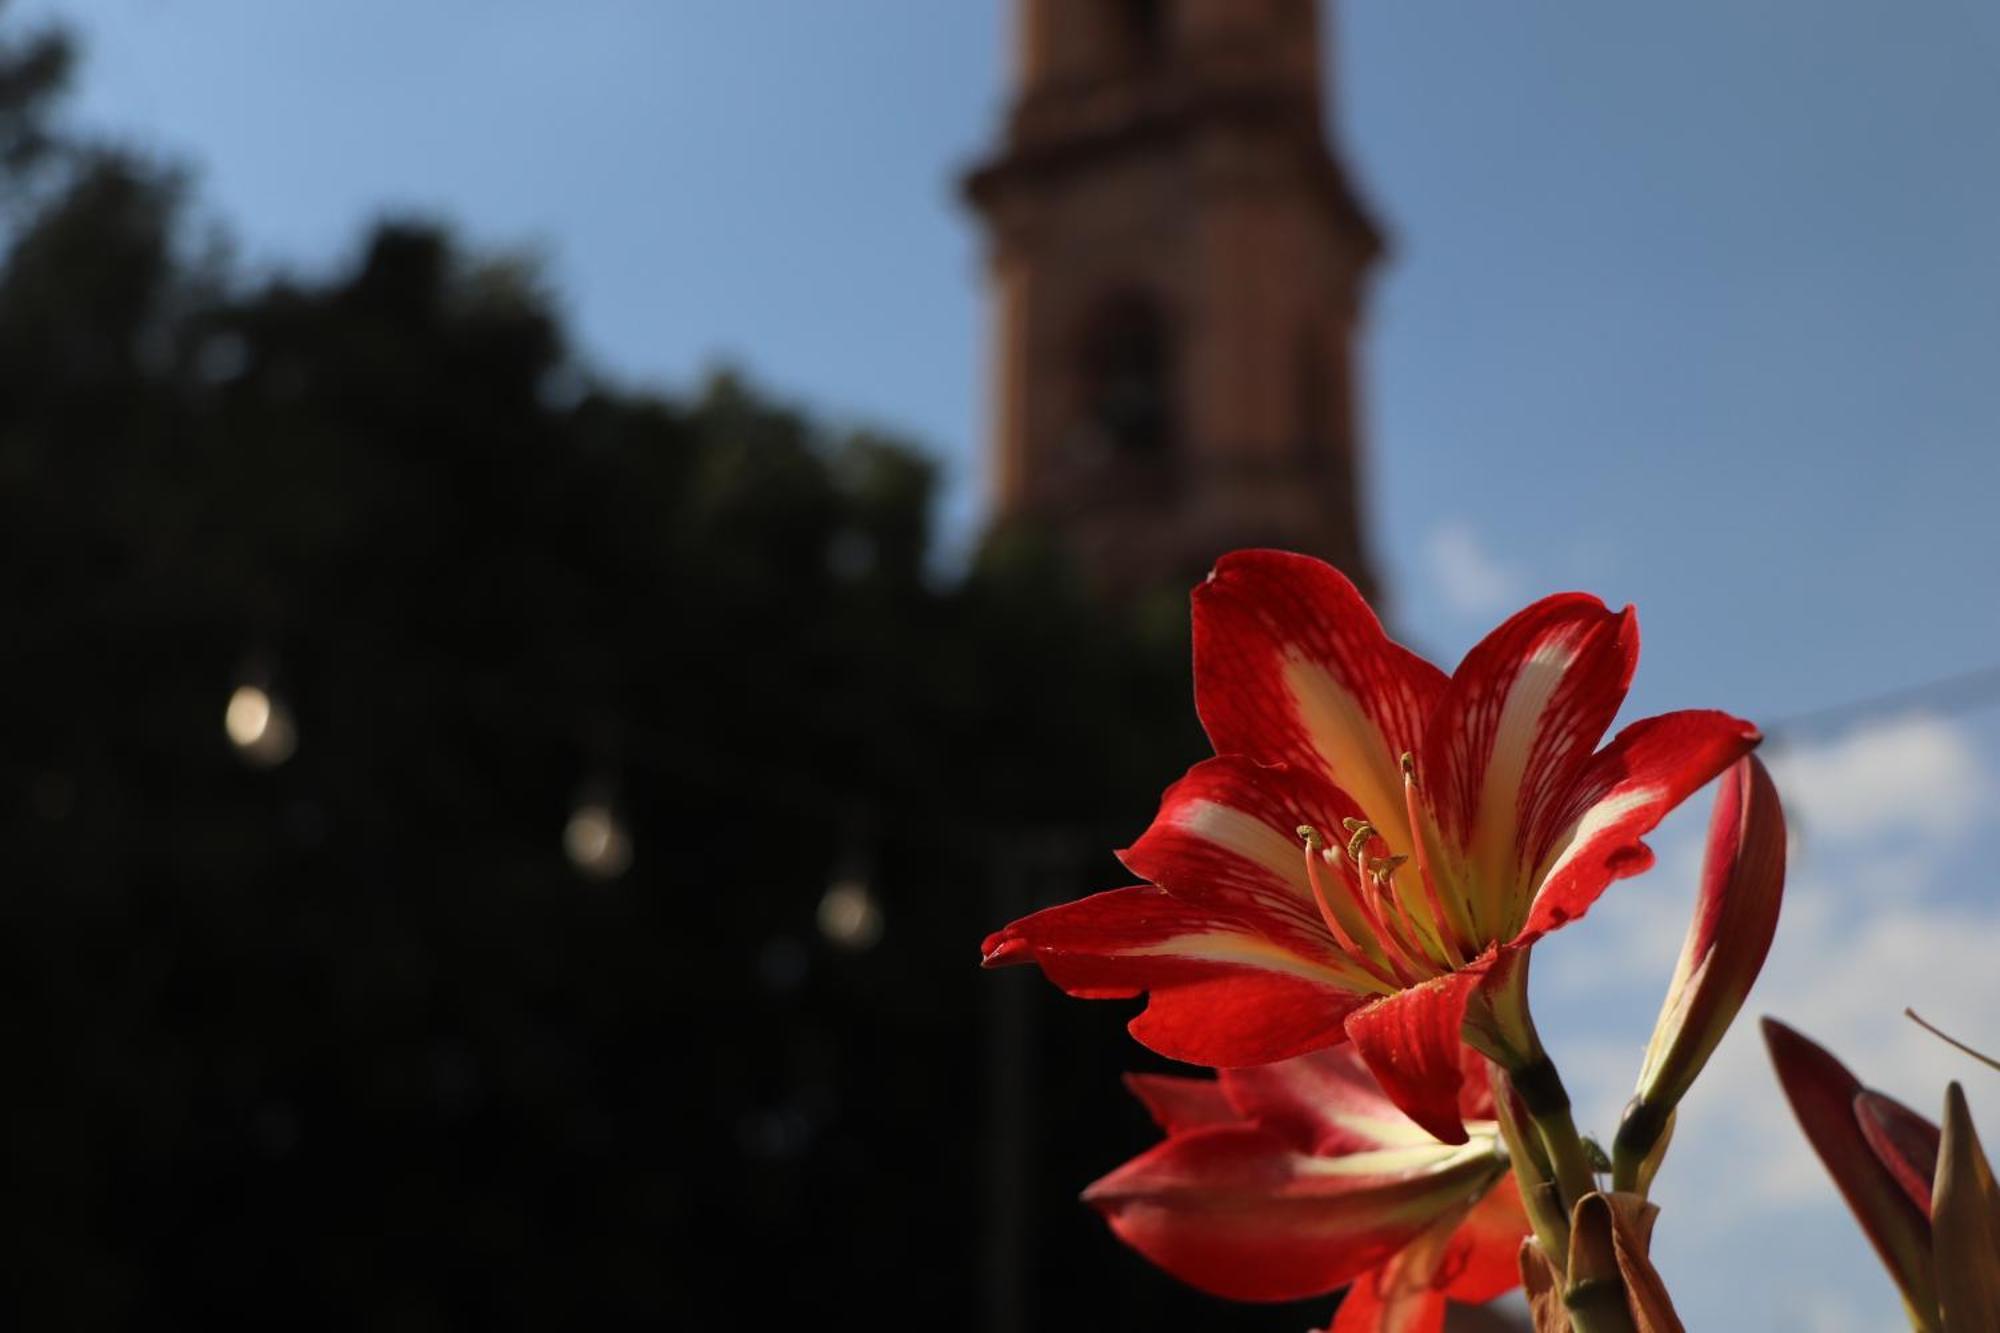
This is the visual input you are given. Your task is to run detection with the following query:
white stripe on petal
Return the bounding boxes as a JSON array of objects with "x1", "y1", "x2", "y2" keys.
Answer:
[
  {"x1": 1468, "y1": 629, "x2": 1582, "y2": 883},
  {"x1": 1532, "y1": 785, "x2": 1660, "y2": 908},
  {"x1": 1174, "y1": 798, "x2": 1313, "y2": 897},
  {"x1": 1293, "y1": 1135, "x2": 1503, "y2": 1181},
  {"x1": 1284, "y1": 652, "x2": 1411, "y2": 846},
  {"x1": 1128, "y1": 929, "x2": 1377, "y2": 991}
]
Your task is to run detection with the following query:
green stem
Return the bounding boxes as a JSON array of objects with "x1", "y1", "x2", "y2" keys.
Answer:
[
  {"x1": 1490, "y1": 1065, "x2": 1570, "y2": 1273},
  {"x1": 1610, "y1": 1095, "x2": 1667, "y2": 1194},
  {"x1": 1509, "y1": 1050, "x2": 1599, "y2": 1211},
  {"x1": 1476, "y1": 987, "x2": 1640, "y2": 1333}
]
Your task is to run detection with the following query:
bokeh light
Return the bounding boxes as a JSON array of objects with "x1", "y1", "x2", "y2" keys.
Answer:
[
  {"x1": 817, "y1": 878, "x2": 883, "y2": 951},
  {"x1": 563, "y1": 800, "x2": 632, "y2": 880},
  {"x1": 225, "y1": 683, "x2": 297, "y2": 768}
]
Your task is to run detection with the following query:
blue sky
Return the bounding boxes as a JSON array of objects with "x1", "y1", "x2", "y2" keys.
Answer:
[{"x1": 26, "y1": 2, "x2": 2000, "y2": 1326}]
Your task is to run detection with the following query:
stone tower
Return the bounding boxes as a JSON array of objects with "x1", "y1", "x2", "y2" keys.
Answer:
[{"x1": 965, "y1": 0, "x2": 1382, "y2": 596}]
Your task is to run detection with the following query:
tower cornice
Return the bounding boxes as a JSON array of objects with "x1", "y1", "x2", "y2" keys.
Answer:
[{"x1": 965, "y1": 0, "x2": 1384, "y2": 599}]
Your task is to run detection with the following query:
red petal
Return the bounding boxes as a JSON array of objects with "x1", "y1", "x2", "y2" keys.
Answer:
[
  {"x1": 1124, "y1": 1074, "x2": 1239, "y2": 1137},
  {"x1": 1761, "y1": 1019, "x2": 1938, "y2": 1316},
  {"x1": 1328, "y1": 1174, "x2": 1528, "y2": 1332},
  {"x1": 1121, "y1": 755, "x2": 1375, "y2": 974},
  {"x1": 1439, "y1": 1173, "x2": 1532, "y2": 1303},
  {"x1": 1420, "y1": 594, "x2": 1636, "y2": 934},
  {"x1": 1683, "y1": 756, "x2": 1786, "y2": 972},
  {"x1": 1518, "y1": 709, "x2": 1760, "y2": 942},
  {"x1": 1193, "y1": 550, "x2": 1446, "y2": 845},
  {"x1": 1854, "y1": 1089, "x2": 1942, "y2": 1217},
  {"x1": 1221, "y1": 1046, "x2": 1424, "y2": 1157},
  {"x1": 1330, "y1": 1269, "x2": 1448, "y2": 1333},
  {"x1": 1132, "y1": 970, "x2": 1370, "y2": 1068},
  {"x1": 1456, "y1": 1044, "x2": 1498, "y2": 1123},
  {"x1": 1344, "y1": 962, "x2": 1495, "y2": 1146},
  {"x1": 983, "y1": 886, "x2": 1368, "y2": 1066},
  {"x1": 1084, "y1": 1123, "x2": 1504, "y2": 1303}
]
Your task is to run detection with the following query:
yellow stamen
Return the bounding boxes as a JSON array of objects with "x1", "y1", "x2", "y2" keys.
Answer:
[
  {"x1": 1315, "y1": 814, "x2": 1455, "y2": 984},
  {"x1": 1298, "y1": 826, "x2": 1399, "y2": 990}
]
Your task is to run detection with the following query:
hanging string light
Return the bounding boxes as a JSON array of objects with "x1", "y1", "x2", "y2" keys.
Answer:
[
  {"x1": 564, "y1": 780, "x2": 632, "y2": 881},
  {"x1": 817, "y1": 809, "x2": 882, "y2": 949},
  {"x1": 225, "y1": 675, "x2": 297, "y2": 768},
  {"x1": 816, "y1": 876, "x2": 883, "y2": 950}
]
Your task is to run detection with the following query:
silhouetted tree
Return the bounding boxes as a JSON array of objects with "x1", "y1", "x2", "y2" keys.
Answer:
[{"x1": 0, "y1": 7, "x2": 1362, "y2": 1329}]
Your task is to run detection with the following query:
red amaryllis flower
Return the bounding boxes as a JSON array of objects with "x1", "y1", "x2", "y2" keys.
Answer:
[
  {"x1": 1089, "y1": 1045, "x2": 1527, "y2": 1332},
  {"x1": 985, "y1": 550, "x2": 1758, "y2": 1142}
]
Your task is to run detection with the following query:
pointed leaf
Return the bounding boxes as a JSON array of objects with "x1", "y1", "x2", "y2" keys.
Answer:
[
  {"x1": 1933, "y1": 1082, "x2": 2000, "y2": 1332},
  {"x1": 1856, "y1": 1090, "x2": 1943, "y2": 1217},
  {"x1": 1762, "y1": 1018, "x2": 1939, "y2": 1321}
]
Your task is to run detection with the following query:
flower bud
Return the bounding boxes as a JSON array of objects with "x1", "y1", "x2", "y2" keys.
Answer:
[
  {"x1": 1933, "y1": 1082, "x2": 2000, "y2": 1330},
  {"x1": 1614, "y1": 755, "x2": 1785, "y2": 1186}
]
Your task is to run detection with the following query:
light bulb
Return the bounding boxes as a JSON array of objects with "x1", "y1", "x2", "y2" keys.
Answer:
[
  {"x1": 226, "y1": 684, "x2": 296, "y2": 767},
  {"x1": 817, "y1": 879, "x2": 883, "y2": 951},
  {"x1": 564, "y1": 800, "x2": 632, "y2": 880}
]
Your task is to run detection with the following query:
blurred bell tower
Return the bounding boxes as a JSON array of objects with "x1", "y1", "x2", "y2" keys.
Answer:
[{"x1": 965, "y1": 0, "x2": 1383, "y2": 597}]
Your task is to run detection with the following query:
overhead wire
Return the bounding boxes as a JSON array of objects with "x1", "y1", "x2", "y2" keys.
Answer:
[{"x1": 1761, "y1": 661, "x2": 2000, "y2": 746}]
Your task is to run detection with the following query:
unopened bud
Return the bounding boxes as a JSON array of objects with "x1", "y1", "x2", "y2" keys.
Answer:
[{"x1": 1617, "y1": 755, "x2": 1785, "y2": 1188}]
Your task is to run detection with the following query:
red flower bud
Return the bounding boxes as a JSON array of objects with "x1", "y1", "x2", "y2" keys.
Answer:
[{"x1": 1634, "y1": 755, "x2": 1786, "y2": 1117}]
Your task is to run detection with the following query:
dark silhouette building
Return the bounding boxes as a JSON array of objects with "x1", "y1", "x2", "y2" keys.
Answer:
[{"x1": 966, "y1": 0, "x2": 1383, "y2": 596}]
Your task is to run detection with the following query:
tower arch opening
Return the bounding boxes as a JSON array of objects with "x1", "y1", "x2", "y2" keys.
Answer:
[
  {"x1": 1109, "y1": 0, "x2": 1171, "y2": 67},
  {"x1": 966, "y1": 0, "x2": 1382, "y2": 595},
  {"x1": 1073, "y1": 290, "x2": 1175, "y2": 464}
]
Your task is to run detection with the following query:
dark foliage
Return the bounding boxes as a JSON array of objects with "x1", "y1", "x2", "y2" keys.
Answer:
[{"x1": 0, "y1": 8, "x2": 1342, "y2": 1328}]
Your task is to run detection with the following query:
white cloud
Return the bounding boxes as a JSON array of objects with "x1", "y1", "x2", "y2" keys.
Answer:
[
  {"x1": 1768, "y1": 712, "x2": 1990, "y2": 843},
  {"x1": 1424, "y1": 520, "x2": 1522, "y2": 616}
]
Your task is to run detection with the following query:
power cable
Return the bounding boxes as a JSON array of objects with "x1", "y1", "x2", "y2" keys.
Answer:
[{"x1": 1763, "y1": 661, "x2": 2000, "y2": 745}]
